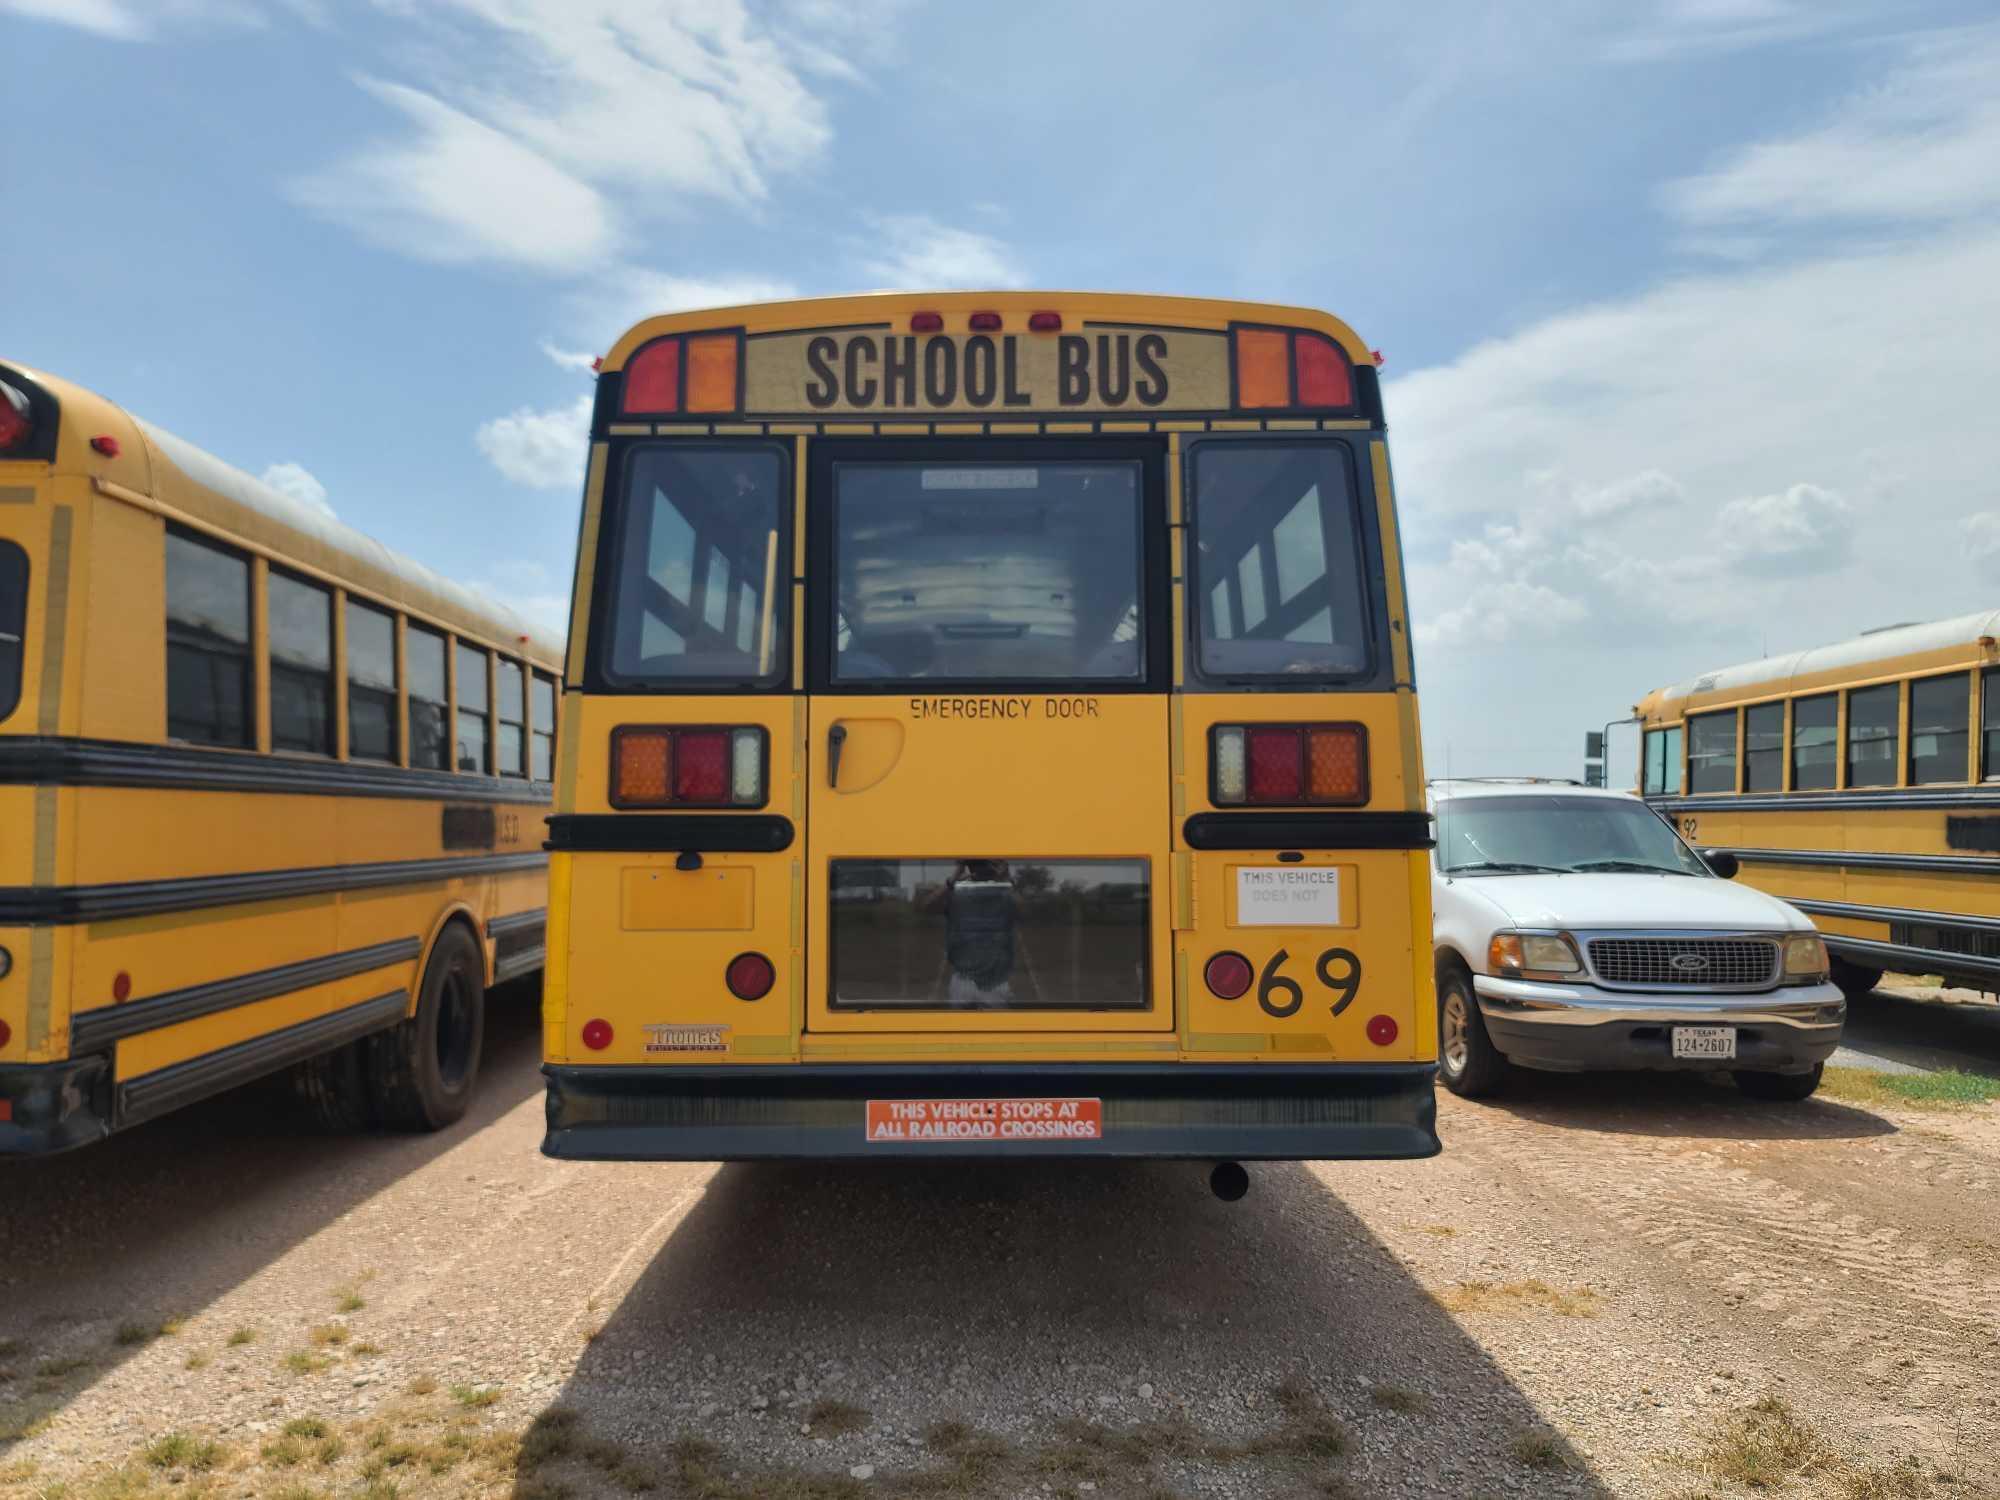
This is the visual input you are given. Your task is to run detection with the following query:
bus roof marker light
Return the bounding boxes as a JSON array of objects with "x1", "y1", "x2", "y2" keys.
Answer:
[
  {"x1": 910, "y1": 311, "x2": 944, "y2": 332},
  {"x1": 621, "y1": 337, "x2": 682, "y2": 415},
  {"x1": 0, "y1": 381, "x2": 32, "y2": 452},
  {"x1": 1028, "y1": 311, "x2": 1062, "y2": 332},
  {"x1": 90, "y1": 435, "x2": 121, "y2": 457},
  {"x1": 968, "y1": 311, "x2": 1002, "y2": 331}
]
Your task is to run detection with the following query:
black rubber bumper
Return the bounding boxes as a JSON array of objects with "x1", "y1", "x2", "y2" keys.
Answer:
[
  {"x1": 0, "y1": 1055, "x2": 113, "y2": 1156},
  {"x1": 1481, "y1": 1016, "x2": 1844, "y2": 1075},
  {"x1": 542, "y1": 1062, "x2": 1440, "y2": 1162}
]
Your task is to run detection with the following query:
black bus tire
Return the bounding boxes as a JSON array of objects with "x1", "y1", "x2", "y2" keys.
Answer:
[
  {"x1": 1734, "y1": 1065, "x2": 1823, "y2": 1103},
  {"x1": 1830, "y1": 958, "x2": 1883, "y2": 1002},
  {"x1": 371, "y1": 922, "x2": 485, "y2": 1131},
  {"x1": 291, "y1": 1040, "x2": 375, "y2": 1132}
]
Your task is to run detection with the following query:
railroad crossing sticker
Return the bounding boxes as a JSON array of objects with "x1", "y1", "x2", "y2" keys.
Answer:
[{"x1": 864, "y1": 1098, "x2": 1103, "y2": 1143}]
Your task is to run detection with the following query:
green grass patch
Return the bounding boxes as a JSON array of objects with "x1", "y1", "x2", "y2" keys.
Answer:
[
  {"x1": 333, "y1": 1286, "x2": 366, "y2": 1314},
  {"x1": 1820, "y1": 1066, "x2": 2000, "y2": 1111},
  {"x1": 225, "y1": 1327, "x2": 257, "y2": 1347},
  {"x1": 141, "y1": 1433, "x2": 222, "y2": 1471},
  {"x1": 450, "y1": 1383, "x2": 501, "y2": 1409},
  {"x1": 282, "y1": 1351, "x2": 331, "y2": 1376}
]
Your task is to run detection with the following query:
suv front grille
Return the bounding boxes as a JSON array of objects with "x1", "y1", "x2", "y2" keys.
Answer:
[{"x1": 1585, "y1": 937, "x2": 1778, "y2": 990}]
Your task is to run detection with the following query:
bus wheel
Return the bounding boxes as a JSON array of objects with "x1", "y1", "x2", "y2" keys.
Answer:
[
  {"x1": 291, "y1": 1040, "x2": 375, "y2": 1132},
  {"x1": 1734, "y1": 1065, "x2": 1822, "y2": 1103},
  {"x1": 1438, "y1": 965, "x2": 1506, "y2": 1098},
  {"x1": 371, "y1": 923, "x2": 485, "y2": 1131},
  {"x1": 1830, "y1": 959, "x2": 1883, "y2": 1002}
]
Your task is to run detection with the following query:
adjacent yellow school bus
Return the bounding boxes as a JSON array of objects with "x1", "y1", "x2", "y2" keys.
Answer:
[
  {"x1": 1636, "y1": 611, "x2": 2000, "y2": 999},
  {"x1": 0, "y1": 362, "x2": 560, "y2": 1154},
  {"x1": 541, "y1": 291, "x2": 1437, "y2": 1173}
]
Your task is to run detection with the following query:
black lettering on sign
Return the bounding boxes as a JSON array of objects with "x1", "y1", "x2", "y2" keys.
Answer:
[
  {"x1": 804, "y1": 337, "x2": 838, "y2": 408},
  {"x1": 1057, "y1": 336, "x2": 1090, "y2": 405},
  {"x1": 442, "y1": 804, "x2": 497, "y2": 851},
  {"x1": 1097, "y1": 334, "x2": 1130, "y2": 405},
  {"x1": 883, "y1": 335, "x2": 916, "y2": 408},
  {"x1": 1003, "y1": 337, "x2": 1031, "y2": 406},
  {"x1": 844, "y1": 339, "x2": 879, "y2": 407},
  {"x1": 1135, "y1": 334, "x2": 1168, "y2": 406},
  {"x1": 923, "y1": 335, "x2": 957, "y2": 406},
  {"x1": 964, "y1": 335, "x2": 997, "y2": 407}
]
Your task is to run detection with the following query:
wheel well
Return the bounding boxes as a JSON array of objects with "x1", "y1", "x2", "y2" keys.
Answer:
[
  {"x1": 1434, "y1": 947, "x2": 1474, "y2": 985},
  {"x1": 416, "y1": 906, "x2": 489, "y2": 1002}
]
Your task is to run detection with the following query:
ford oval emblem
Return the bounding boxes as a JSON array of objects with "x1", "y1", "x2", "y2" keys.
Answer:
[{"x1": 1669, "y1": 953, "x2": 1710, "y2": 973}]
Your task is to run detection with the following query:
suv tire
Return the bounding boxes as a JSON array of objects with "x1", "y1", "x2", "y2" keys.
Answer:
[
  {"x1": 1438, "y1": 965, "x2": 1507, "y2": 1098},
  {"x1": 1830, "y1": 958, "x2": 1883, "y2": 1002},
  {"x1": 1734, "y1": 1064, "x2": 1823, "y2": 1103}
]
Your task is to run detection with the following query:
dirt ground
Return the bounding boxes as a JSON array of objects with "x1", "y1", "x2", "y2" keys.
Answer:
[{"x1": 2, "y1": 983, "x2": 1997, "y2": 1499}]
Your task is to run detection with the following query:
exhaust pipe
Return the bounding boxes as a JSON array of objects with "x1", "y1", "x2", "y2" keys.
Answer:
[{"x1": 1209, "y1": 1161, "x2": 1249, "y2": 1202}]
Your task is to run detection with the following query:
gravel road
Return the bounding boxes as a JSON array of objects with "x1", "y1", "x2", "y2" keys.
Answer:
[{"x1": 3, "y1": 982, "x2": 1997, "y2": 1499}]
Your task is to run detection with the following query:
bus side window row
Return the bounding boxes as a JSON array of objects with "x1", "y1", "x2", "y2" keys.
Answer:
[
  {"x1": 1648, "y1": 666, "x2": 2000, "y2": 795},
  {"x1": 164, "y1": 526, "x2": 555, "y2": 777}
]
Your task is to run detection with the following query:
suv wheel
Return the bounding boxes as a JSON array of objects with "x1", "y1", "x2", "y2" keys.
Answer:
[
  {"x1": 1734, "y1": 1064, "x2": 1823, "y2": 1103},
  {"x1": 1830, "y1": 958, "x2": 1883, "y2": 1002},
  {"x1": 1438, "y1": 965, "x2": 1507, "y2": 1098}
]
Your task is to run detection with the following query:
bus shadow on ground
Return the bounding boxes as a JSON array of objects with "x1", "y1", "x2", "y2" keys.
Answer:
[
  {"x1": 1842, "y1": 988, "x2": 2000, "y2": 1073},
  {"x1": 1470, "y1": 1067, "x2": 1897, "y2": 1141},
  {"x1": 516, "y1": 1158, "x2": 1610, "y2": 1498},
  {"x1": 0, "y1": 980, "x2": 544, "y2": 1446}
]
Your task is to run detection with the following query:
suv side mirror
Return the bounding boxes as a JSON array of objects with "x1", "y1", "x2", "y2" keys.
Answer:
[{"x1": 1701, "y1": 849, "x2": 1740, "y2": 880}]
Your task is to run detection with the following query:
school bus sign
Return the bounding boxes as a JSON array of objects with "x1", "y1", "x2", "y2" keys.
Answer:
[{"x1": 743, "y1": 325, "x2": 1232, "y2": 416}]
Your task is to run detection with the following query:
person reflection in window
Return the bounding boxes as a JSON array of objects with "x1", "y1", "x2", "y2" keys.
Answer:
[{"x1": 924, "y1": 860, "x2": 1017, "y2": 1006}]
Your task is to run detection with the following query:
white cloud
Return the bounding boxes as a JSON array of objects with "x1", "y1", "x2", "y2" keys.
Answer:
[
  {"x1": 474, "y1": 559, "x2": 571, "y2": 636},
  {"x1": 1662, "y1": 26, "x2": 2000, "y2": 230},
  {"x1": 475, "y1": 394, "x2": 592, "y2": 490},
  {"x1": 259, "y1": 461, "x2": 336, "y2": 519},
  {"x1": 0, "y1": 0, "x2": 145, "y2": 36},
  {"x1": 565, "y1": 269, "x2": 800, "y2": 349},
  {"x1": 1964, "y1": 512, "x2": 2000, "y2": 564},
  {"x1": 293, "y1": 78, "x2": 615, "y2": 273},
  {"x1": 859, "y1": 214, "x2": 1027, "y2": 289},
  {"x1": 540, "y1": 342, "x2": 599, "y2": 373},
  {"x1": 0, "y1": 0, "x2": 318, "y2": 36},
  {"x1": 1716, "y1": 482, "x2": 1854, "y2": 575},
  {"x1": 1573, "y1": 469, "x2": 1683, "y2": 520},
  {"x1": 1605, "y1": 0, "x2": 1871, "y2": 61}
]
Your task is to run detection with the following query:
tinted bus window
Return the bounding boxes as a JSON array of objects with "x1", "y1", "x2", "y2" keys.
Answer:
[
  {"x1": 604, "y1": 446, "x2": 786, "y2": 686},
  {"x1": 165, "y1": 530, "x2": 252, "y2": 747},
  {"x1": 1744, "y1": 703, "x2": 1784, "y2": 792},
  {"x1": 1986, "y1": 668, "x2": 2000, "y2": 780},
  {"x1": 1687, "y1": 711, "x2": 1736, "y2": 793},
  {"x1": 347, "y1": 599, "x2": 397, "y2": 763},
  {"x1": 1191, "y1": 443, "x2": 1368, "y2": 681},
  {"x1": 456, "y1": 642, "x2": 490, "y2": 773},
  {"x1": 497, "y1": 658, "x2": 526, "y2": 777},
  {"x1": 269, "y1": 571, "x2": 334, "y2": 754},
  {"x1": 832, "y1": 460, "x2": 1143, "y2": 684},
  {"x1": 1846, "y1": 684, "x2": 1897, "y2": 788},
  {"x1": 1792, "y1": 694, "x2": 1837, "y2": 790},
  {"x1": 408, "y1": 625, "x2": 448, "y2": 770},
  {"x1": 531, "y1": 671, "x2": 557, "y2": 780},
  {"x1": 0, "y1": 541, "x2": 25, "y2": 723},
  {"x1": 1909, "y1": 674, "x2": 1969, "y2": 785}
]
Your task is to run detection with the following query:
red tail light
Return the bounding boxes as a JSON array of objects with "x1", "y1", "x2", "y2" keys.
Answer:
[
  {"x1": 623, "y1": 337, "x2": 682, "y2": 414},
  {"x1": 968, "y1": 311, "x2": 1002, "y2": 331},
  {"x1": 1211, "y1": 724, "x2": 1368, "y2": 806},
  {"x1": 0, "y1": 381, "x2": 32, "y2": 453},
  {"x1": 1204, "y1": 951, "x2": 1253, "y2": 1000},
  {"x1": 611, "y1": 725, "x2": 767, "y2": 807},
  {"x1": 1293, "y1": 332, "x2": 1354, "y2": 409},
  {"x1": 1229, "y1": 327, "x2": 1357, "y2": 412},
  {"x1": 910, "y1": 311, "x2": 944, "y2": 332},
  {"x1": 726, "y1": 952, "x2": 776, "y2": 1001}
]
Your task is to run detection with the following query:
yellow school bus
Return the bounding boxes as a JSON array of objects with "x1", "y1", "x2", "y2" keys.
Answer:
[
  {"x1": 1635, "y1": 611, "x2": 2000, "y2": 999},
  {"x1": 0, "y1": 362, "x2": 560, "y2": 1154},
  {"x1": 541, "y1": 291, "x2": 1437, "y2": 1178}
]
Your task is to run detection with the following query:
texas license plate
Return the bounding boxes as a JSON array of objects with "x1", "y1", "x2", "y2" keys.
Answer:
[
  {"x1": 864, "y1": 1098, "x2": 1102, "y2": 1143},
  {"x1": 1672, "y1": 1026, "x2": 1737, "y2": 1060}
]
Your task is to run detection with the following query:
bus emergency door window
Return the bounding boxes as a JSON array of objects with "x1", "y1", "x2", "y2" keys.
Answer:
[
  {"x1": 830, "y1": 462, "x2": 1143, "y2": 684},
  {"x1": 1190, "y1": 444, "x2": 1368, "y2": 681}
]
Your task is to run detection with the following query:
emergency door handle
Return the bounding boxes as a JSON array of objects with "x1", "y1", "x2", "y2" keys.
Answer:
[{"x1": 827, "y1": 722, "x2": 847, "y2": 788}]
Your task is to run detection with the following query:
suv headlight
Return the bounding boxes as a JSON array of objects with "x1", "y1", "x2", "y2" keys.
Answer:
[
  {"x1": 1489, "y1": 931, "x2": 1585, "y2": 982},
  {"x1": 1782, "y1": 933, "x2": 1829, "y2": 984}
]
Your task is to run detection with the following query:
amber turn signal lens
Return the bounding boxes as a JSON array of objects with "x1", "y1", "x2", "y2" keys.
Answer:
[
  {"x1": 1234, "y1": 327, "x2": 1289, "y2": 408},
  {"x1": 613, "y1": 728, "x2": 672, "y2": 805},
  {"x1": 684, "y1": 333, "x2": 739, "y2": 413},
  {"x1": 1306, "y1": 727, "x2": 1365, "y2": 802}
]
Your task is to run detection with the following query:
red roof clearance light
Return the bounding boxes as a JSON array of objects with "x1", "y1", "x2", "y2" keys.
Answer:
[
  {"x1": 90, "y1": 435, "x2": 121, "y2": 458},
  {"x1": 0, "y1": 381, "x2": 32, "y2": 453},
  {"x1": 968, "y1": 311, "x2": 1002, "y2": 331},
  {"x1": 1027, "y1": 311, "x2": 1062, "y2": 332},
  {"x1": 622, "y1": 337, "x2": 682, "y2": 415},
  {"x1": 909, "y1": 311, "x2": 944, "y2": 332}
]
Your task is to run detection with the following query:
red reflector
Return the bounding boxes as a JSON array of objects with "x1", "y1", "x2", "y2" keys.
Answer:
[
  {"x1": 113, "y1": 971, "x2": 132, "y2": 1003},
  {"x1": 0, "y1": 1017, "x2": 11, "y2": 1049},
  {"x1": 622, "y1": 337, "x2": 681, "y2": 414},
  {"x1": 968, "y1": 311, "x2": 1002, "y2": 331},
  {"x1": 1366, "y1": 1014, "x2": 1399, "y2": 1047},
  {"x1": 90, "y1": 435, "x2": 121, "y2": 457},
  {"x1": 581, "y1": 1018, "x2": 613, "y2": 1051},
  {"x1": 1027, "y1": 311, "x2": 1062, "y2": 332},
  {"x1": 673, "y1": 730, "x2": 729, "y2": 803},
  {"x1": 1247, "y1": 728, "x2": 1303, "y2": 803},
  {"x1": 910, "y1": 311, "x2": 943, "y2": 332},
  {"x1": 726, "y1": 952, "x2": 776, "y2": 1002},
  {"x1": 0, "y1": 381, "x2": 32, "y2": 452},
  {"x1": 0, "y1": 1099, "x2": 10, "y2": 1122},
  {"x1": 1293, "y1": 333, "x2": 1353, "y2": 409},
  {"x1": 1204, "y1": 952, "x2": 1253, "y2": 1001}
]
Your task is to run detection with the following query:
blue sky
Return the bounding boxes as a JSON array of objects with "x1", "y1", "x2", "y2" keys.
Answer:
[{"x1": 7, "y1": 0, "x2": 1999, "y2": 782}]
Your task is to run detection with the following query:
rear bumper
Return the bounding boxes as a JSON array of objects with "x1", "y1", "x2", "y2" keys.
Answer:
[
  {"x1": 541, "y1": 1062, "x2": 1440, "y2": 1162},
  {"x1": 0, "y1": 1055, "x2": 113, "y2": 1156}
]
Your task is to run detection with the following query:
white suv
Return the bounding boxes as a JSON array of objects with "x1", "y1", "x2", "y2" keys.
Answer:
[{"x1": 1429, "y1": 779, "x2": 1846, "y2": 1103}]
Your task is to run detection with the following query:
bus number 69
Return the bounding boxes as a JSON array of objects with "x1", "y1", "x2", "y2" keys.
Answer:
[{"x1": 1257, "y1": 947, "x2": 1364, "y2": 1019}]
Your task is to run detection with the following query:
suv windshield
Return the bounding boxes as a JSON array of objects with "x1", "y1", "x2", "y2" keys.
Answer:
[{"x1": 1435, "y1": 794, "x2": 1708, "y2": 877}]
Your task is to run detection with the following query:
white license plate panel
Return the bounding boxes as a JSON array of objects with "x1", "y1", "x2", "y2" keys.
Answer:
[{"x1": 1672, "y1": 1025, "x2": 1737, "y2": 1060}]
